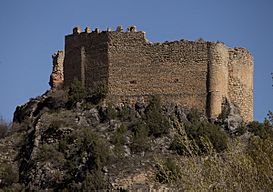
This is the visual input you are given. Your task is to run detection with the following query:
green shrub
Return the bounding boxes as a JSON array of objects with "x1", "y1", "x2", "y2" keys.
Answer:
[
  {"x1": 57, "y1": 127, "x2": 110, "y2": 189},
  {"x1": 248, "y1": 120, "x2": 273, "y2": 139},
  {"x1": 117, "y1": 106, "x2": 136, "y2": 121},
  {"x1": 130, "y1": 121, "x2": 150, "y2": 153},
  {"x1": 82, "y1": 170, "x2": 108, "y2": 191},
  {"x1": 186, "y1": 108, "x2": 202, "y2": 123},
  {"x1": 36, "y1": 144, "x2": 63, "y2": 162},
  {"x1": 233, "y1": 124, "x2": 247, "y2": 136},
  {"x1": 144, "y1": 96, "x2": 170, "y2": 137},
  {"x1": 98, "y1": 104, "x2": 117, "y2": 122},
  {"x1": 111, "y1": 124, "x2": 127, "y2": 156},
  {"x1": 66, "y1": 79, "x2": 86, "y2": 109},
  {"x1": 185, "y1": 121, "x2": 228, "y2": 153},
  {"x1": 88, "y1": 83, "x2": 108, "y2": 104},
  {"x1": 170, "y1": 134, "x2": 190, "y2": 156},
  {"x1": 247, "y1": 137, "x2": 273, "y2": 189},
  {"x1": 155, "y1": 158, "x2": 181, "y2": 184}
]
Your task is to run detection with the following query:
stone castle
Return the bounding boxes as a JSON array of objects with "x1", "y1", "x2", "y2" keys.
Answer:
[{"x1": 49, "y1": 26, "x2": 253, "y2": 122}]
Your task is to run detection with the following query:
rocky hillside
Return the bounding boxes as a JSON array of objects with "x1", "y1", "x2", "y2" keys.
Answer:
[{"x1": 0, "y1": 85, "x2": 273, "y2": 191}]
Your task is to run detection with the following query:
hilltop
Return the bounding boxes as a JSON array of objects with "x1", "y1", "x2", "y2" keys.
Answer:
[
  {"x1": 0, "y1": 27, "x2": 271, "y2": 191},
  {"x1": 0, "y1": 85, "x2": 272, "y2": 191}
]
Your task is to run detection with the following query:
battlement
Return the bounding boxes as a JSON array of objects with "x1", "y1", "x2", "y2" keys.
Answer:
[
  {"x1": 69, "y1": 25, "x2": 139, "y2": 35},
  {"x1": 50, "y1": 25, "x2": 253, "y2": 122}
]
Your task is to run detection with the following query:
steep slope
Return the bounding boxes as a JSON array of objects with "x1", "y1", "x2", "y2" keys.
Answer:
[{"x1": 0, "y1": 89, "x2": 272, "y2": 191}]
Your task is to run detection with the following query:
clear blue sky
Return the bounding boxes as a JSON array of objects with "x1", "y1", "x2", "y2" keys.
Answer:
[{"x1": 0, "y1": 0, "x2": 272, "y2": 122}]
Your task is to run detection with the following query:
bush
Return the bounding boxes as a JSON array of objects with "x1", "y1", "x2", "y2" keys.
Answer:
[
  {"x1": 66, "y1": 79, "x2": 86, "y2": 109},
  {"x1": 87, "y1": 83, "x2": 108, "y2": 104},
  {"x1": 56, "y1": 127, "x2": 110, "y2": 189},
  {"x1": 155, "y1": 158, "x2": 181, "y2": 184},
  {"x1": 130, "y1": 121, "x2": 150, "y2": 153},
  {"x1": 170, "y1": 134, "x2": 191, "y2": 156},
  {"x1": 36, "y1": 144, "x2": 64, "y2": 162},
  {"x1": 248, "y1": 120, "x2": 273, "y2": 139},
  {"x1": 247, "y1": 137, "x2": 273, "y2": 189},
  {"x1": 98, "y1": 104, "x2": 117, "y2": 122},
  {"x1": 185, "y1": 121, "x2": 228, "y2": 154},
  {"x1": 144, "y1": 96, "x2": 170, "y2": 137},
  {"x1": 117, "y1": 106, "x2": 136, "y2": 121},
  {"x1": 187, "y1": 108, "x2": 203, "y2": 123},
  {"x1": 82, "y1": 170, "x2": 108, "y2": 191},
  {"x1": 111, "y1": 124, "x2": 127, "y2": 156}
]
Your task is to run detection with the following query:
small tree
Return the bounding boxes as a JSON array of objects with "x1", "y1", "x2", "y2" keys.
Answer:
[
  {"x1": 88, "y1": 83, "x2": 108, "y2": 104},
  {"x1": 144, "y1": 96, "x2": 170, "y2": 137},
  {"x1": 66, "y1": 79, "x2": 86, "y2": 109}
]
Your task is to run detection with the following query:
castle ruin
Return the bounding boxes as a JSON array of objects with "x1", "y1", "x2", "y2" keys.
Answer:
[{"x1": 49, "y1": 26, "x2": 253, "y2": 122}]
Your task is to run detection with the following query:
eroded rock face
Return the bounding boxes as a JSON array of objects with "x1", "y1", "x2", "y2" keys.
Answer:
[
  {"x1": 49, "y1": 51, "x2": 64, "y2": 89},
  {"x1": 217, "y1": 99, "x2": 244, "y2": 133}
]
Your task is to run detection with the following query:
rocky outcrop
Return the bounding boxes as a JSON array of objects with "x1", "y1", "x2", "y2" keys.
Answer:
[
  {"x1": 49, "y1": 51, "x2": 64, "y2": 89},
  {"x1": 4, "y1": 92, "x2": 259, "y2": 191}
]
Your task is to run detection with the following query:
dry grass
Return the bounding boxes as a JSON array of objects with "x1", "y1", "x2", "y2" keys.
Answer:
[{"x1": 156, "y1": 134, "x2": 273, "y2": 191}]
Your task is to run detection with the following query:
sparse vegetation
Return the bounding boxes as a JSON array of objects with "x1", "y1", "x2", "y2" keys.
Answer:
[
  {"x1": 2, "y1": 91, "x2": 273, "y2": 191},
  {"x1": 144, "y1": 96, "x2": 170, "y2": 137},
  {"x1": 0, "y1": 117, "x2": 9, "y2": 138},
  {"x1": 66, "y1": 79, "x2": 86, "y2": 109},
  {"x1": 130, "y1": 121, "x2": 150, "y2": 153},
  {"x1": 248, "y1": 120, "x2": 273, "y2": 139},
  {"x1": 111, "y1": 124, "x2": 127, "y2": 156},
  {"x1": 155, "y1": 158, "x2": 181, "y2": 184},
  {"x1": 0, "y1": 163, "x2": 18, "y2": 188},
  {"x1": 98, "y1": 104, "x2": 117, "y2": 122},
  {"x1": 185, "y1": 121, "x2": 228, "y2": 153},
  {"x1": 87, "y1": 82, "x2": 108, "y2": 104}
]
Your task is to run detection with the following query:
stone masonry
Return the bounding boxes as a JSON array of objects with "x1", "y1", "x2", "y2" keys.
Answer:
[
  {"x1": 49, "y1": 51, "x2": 64, "y2": 89},
  {"x1": 49, "y1": 26, "x2": 253, "y2": 122}
]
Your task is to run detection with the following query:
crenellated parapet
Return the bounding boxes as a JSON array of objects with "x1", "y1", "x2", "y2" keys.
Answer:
[{"x1": 69, "y1": 25, "x2": 138, "y2": 35}]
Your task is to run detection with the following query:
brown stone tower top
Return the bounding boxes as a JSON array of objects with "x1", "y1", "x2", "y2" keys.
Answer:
[{"x1": 49, "y1": 26, "x2": 253, "y2": 122}]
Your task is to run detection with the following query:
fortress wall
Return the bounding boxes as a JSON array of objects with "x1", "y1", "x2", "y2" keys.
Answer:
[
  {"x1": 228, "y1": 48, "x2": 253, "y2": 121},
  {"x1": 208, "y1": 43, "x2": 229, "y2": 118},
  {"x1": 107, "y1": 32, "x2": 209, "y2": 112},
  {"x1": 64, "y1": 32, "x2": 109, "y2": 90},
  {"x1": 61, "y1": 27, "x2": 253, "y2": 121}
]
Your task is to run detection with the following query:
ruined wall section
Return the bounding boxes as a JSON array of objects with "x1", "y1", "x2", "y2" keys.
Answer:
[
  {"x1": 49, "y1": 51, "x2": 64, "y2": 89},
  {"x1": 64, "y1": 30, "x2": 109, "y2": 91},
  {"x1": 207, "y1": 43, "x2": 229, "y2": 118},
  {"x1": 107, "y1": 32, "x2": 209, "y2": 113},
  {"x1": 228, "y1": 48, "x2": 253, "y2": 121}
]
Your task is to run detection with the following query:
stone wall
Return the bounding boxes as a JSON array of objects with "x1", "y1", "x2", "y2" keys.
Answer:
[
  {"x1": 107, "y1": 32, "x2": 209, "y2": 113},
  {"x1": 61, "y1": 26, "x2": 253, "y2": 122},
  {"x1": 64, "y1": 27, "x2": 109, "y2": 90},
  {"x1": 228, "y1": 48, "x2": 253, "y2": 122}
]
